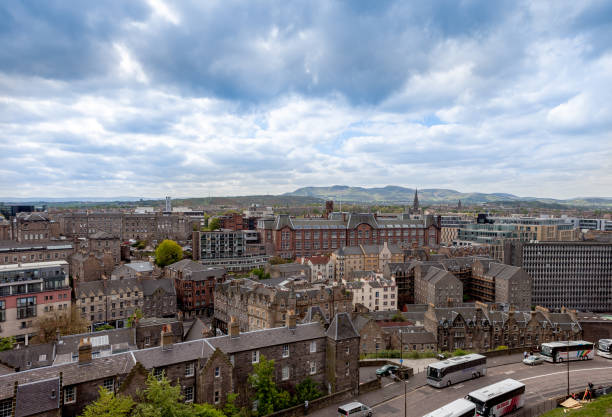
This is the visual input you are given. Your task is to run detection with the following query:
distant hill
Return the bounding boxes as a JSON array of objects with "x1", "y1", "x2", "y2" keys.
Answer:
[{"x1": 284, "y1": 186, "x2": 612, "y2": 207}]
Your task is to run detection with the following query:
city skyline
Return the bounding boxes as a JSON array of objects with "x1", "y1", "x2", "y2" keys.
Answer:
[{"x1": 1, "y1": 1, "x2": 611, "y2": 198}]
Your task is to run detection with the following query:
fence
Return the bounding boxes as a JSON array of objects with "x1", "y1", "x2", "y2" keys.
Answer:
[{"x1": 264, "y1": 387, "x2": 355, "y2": 417}]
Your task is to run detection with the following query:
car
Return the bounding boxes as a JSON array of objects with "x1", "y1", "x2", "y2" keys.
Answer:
[
  {"x1": 523, "y1": 355, "x2": 545, "y2": 366},
  {"x1": 376, "y1": 364, "x2": 399, "y2": 376},
  {"x1": 338, "y1": 402, "x2": 372, "y2": 417}
]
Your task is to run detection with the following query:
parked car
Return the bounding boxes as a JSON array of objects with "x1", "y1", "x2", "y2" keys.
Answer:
[
  {"x1": 338, "y1": 402, "x2": 372, "y2": 417},
  {"x1": 376, "y1": 364, "x2": 399, "y2": 376},
  {"x1": 523, "y1": 355, "x2": 545, "y2": 366}
]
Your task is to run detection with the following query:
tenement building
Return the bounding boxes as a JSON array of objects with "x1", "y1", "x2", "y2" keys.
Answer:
[
  {"x1": 166, "y1": 260, "x2": 226, "y2": 318},
  {"x1": 0, "y1": 312, "x2": 360, "y2": 417},
  {"x1": 424, "y1": 303, "x2": 582, "y2": 351},
  {"x1": 0, "y1": 261, "x2": 71, "y2": 343},
  {"x1": 331, "y1": 242, "x2": 404, "y2": 280},
  {"x1": 258, "y1": 212, "x2": 440, "y2": 258},
  {"x1": 504, "y1": 241, "x2": 612, "y2": 312},
  {"x1": 0, "y1": 240, "x2": 73, "y2": 265},
  {"x1": 344, "y1": 272, "x2": 397, "y2": 311},
  {"x1": 214, "y1": 278, "x2": 352, "y2": 333}
]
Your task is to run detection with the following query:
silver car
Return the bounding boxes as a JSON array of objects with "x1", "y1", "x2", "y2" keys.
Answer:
[
  {"x1": 523, "y1": 355, "x2": 545, "y2": 366},
  {"x1": 338, "y1": 402, "x2": 373, "y2": 417}
]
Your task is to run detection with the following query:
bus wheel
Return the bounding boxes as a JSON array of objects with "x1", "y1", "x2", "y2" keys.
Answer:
[
  {"x1": 447, "y1": 381, "x2": 451, "y2": 387},
  {"x1": 558, "y1": 358, "x2": 563, "y2": 363},
  {"x1": 477, "y1": 372, "x2": 481, "y2": 377}
]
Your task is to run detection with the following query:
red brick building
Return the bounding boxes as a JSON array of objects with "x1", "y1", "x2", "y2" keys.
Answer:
[{"x1": 258, "y1": 212, "x2": 441, "y2": 258}]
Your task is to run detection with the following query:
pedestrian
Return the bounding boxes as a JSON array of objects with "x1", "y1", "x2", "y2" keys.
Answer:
[
  {"x1": 524, "y1": 351, "x2": 528, "y2": 359},
  {"x1": 304, "y1": 400, "x2": 309, "y2": 415}
]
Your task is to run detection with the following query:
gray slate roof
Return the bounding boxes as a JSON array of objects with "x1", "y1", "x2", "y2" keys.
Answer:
[
  {"x1": 0, "y1": 343, "x2": 55, "y2": 371},
  {"x1": 15, "y1": 378, "x2": 60, "y2": 417},
  {"x1": 133, "y1": 340, "x2": 214, "y2": 368},
  {"x1": 326, "y1": 313, "x2": 359, "y2": 341},
  {"x1": 141, "y1": 278, "x2": 176, "y2": 297}
]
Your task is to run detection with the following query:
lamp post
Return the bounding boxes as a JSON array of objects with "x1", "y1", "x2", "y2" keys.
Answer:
[
  {"x1": 401, "y1": 330, "x2": 406, "y2": 417},
  {"x1": 567, "y1": 340, "x2": 570, "y2": 398}
]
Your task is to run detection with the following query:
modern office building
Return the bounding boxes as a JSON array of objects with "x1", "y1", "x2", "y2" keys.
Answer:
[{"x1": 504, "y1": 241, "x2": 612, "y2": 312}]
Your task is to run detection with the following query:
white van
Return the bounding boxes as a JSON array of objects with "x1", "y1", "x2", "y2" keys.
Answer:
[{"x1": 338, "y1": 402, "x2": 373, "y2": 417}]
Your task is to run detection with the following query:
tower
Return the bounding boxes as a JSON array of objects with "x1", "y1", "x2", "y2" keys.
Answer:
[
  {"x1": 458, "y1": 200, "x2": 462, "y2": 210},
  {"x1": 165, "y1": 196, "x2": 172, "y2": 212},
  {"x1": 413, "y1": 188, "x2": 420, "y2": 212}
]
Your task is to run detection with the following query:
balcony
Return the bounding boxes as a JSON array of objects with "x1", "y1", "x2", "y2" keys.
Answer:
[{"x1": 17, "y1": 306, "x2": 37, "y2": 319}]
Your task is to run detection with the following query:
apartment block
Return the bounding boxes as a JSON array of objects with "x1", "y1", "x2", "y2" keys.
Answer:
[
  {"x1": 0, "y1": 241, "x2": 73, "y2": 265},
  {"x1": 331, "y1": 242, "x2": 404, "y2": 281},
  {"x1": 0, "y1": 261, "x2": 71, "y2": 342},
  {"x1": 345, "y1": 272, "x2": 397, "y2": 311}
]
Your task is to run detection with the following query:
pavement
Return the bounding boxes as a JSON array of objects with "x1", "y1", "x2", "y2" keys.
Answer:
[{"x1": 310, "y1": 354, "x2": 612, "y2": 417}]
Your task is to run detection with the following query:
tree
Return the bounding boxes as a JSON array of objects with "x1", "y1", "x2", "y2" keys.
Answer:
[
  {"x1": 155, "y1": 240, "x2": 183, "y2": 267},
  {"x1": 0, "y1": 337, "x2": 15, "y2": 352},
  {"x1": 250, "y1": 268, "x2": 270, "y2": 280},
  {"x1": 223, "y1": 393, "x2": 246, "y2": 417},
  {"x1": 127, "y1": 309, "x2": 143, "y2": 328},
  {"x1": 269, "y1": 256, "x2": 292, "y2": 265},
  {"x1": 133, "y1": 373, "x2": 194, "y2": 417},
  {"x1": 208, "y1": 218, "x2": 221, "y2": 231},
  {"x1": 36, "y1": 309, "x2": 89, "y2": 343},
  {"x1": 390, "y1": 312, "x2": 404, "y2": 322},
  {"x1": 293, "y1": 378, "x2": 323, "y2": 404},
  {"x1": 95, "y1": 324, "x2": 115, "y2": 332},
  {"x1": 193, "y1": 404, "x2": 226, "y2": 417},
  {"x1": 248, "y1": 356, "x2": 291, "y2": 416},
  {"x1": 79, "y1": 387, "x2": 134, "y2": 417}
]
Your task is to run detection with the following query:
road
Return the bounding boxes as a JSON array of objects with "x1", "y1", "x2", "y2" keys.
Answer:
[{"x1": 312, "y1": 355, "x2": 612, "y2": 417}]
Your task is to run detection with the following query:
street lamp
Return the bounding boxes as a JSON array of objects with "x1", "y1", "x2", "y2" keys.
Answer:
[
  {"x1": 400, "y1": 329, "x2": 406, "y2": 417},
  {"x1": 567, "y1": 340, "x2": 570, "y2": 398}
]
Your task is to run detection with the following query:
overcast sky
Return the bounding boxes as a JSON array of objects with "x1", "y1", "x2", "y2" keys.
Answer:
[{"x1": 1, "y1": 1, "x2": 611, "y2": 199}]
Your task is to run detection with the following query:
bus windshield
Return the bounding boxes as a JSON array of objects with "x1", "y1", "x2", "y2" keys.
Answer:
[
  {"x1": 427, "y1": 367, "x2": 441, "y2": 380},
  {"x1": 465, "y1": 395, "x2": 485, "y2": 413},
  {"x1": 541, "y1": 345, "x2": 553, "y2": 357},
  {"x1": 599, "y1": 341, "x2": 611, "y2": 352}
]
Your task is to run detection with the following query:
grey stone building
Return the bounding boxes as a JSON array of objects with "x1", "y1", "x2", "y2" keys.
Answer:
[{"x1": 414, "y1": 266, "x2": 463, "y2": 307}]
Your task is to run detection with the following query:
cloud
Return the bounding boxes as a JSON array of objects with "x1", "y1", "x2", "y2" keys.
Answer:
[{"x1": 0, "y1": 0, "x2": 611, "y2": 199}]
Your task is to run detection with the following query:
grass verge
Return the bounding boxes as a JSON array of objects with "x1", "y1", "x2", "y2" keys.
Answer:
[{"x1": 538, "y1": 393, "x2": 612, "y2": 417}]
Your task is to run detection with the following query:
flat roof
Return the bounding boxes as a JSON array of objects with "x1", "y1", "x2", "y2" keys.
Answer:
[
  {"x1": 467, "y1": 379, "x2": 524, "y2": 402},
  {"x1": 423, "y1": 398, "x2": 475, "y2": 417},
  {"x1": 0, "y1": 260, "x2": 69, "y2": 271},
  {"x1": 541, "y1": 340, "x2": 593, "y2": 348},
  {"x1": 428, "y1": 353, "x2": 486, "y2": 370}
]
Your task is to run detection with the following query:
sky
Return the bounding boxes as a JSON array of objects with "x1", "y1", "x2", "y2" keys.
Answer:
[{"x1": 1, "y1": 1, "x2": 611, "y2": 200}]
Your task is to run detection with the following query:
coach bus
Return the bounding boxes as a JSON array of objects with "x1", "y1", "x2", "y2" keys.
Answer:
[
  {"x1": 422, "y1": 398, "x2": 476, "y2": 417},
  {"x1": 540, "y1": 340, "x2": 594, "y2": 363},
  {"x1": 426, "y1": 353, "x2": 487, "y2": 388},
  {"x1": 597, "y1": 339, "x2": 612, "y2": 359},
  {"x1": 465, "y1": 378, "x2": 525, "y2": 417}
]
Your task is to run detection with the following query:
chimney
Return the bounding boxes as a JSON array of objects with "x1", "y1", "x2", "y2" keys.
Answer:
[
  {"x1": 229, "y1": 316, "x2": 240, "y2": 338},
  {"x1": 475, "y1": 301, "x2": 488, "y2": 312},
  {"x1": 78, "y1": 337, "x2": 92, "y2": 364},
  {"x1": 161, "y1": 324, "x2": 173, "y2": 350},
  {"x1": 286, "y1": 310, "x2": 297, "y2": 330}
]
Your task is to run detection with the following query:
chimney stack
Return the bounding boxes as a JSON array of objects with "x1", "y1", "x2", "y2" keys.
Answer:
[
  {"x1": 229, "y1": 316, "x2": 240, "y2": 338},
  {"x1": 161, "y1": 324, "x2": 173, "y2": 350},
  {"x1": 286, "y1": 310, "x2": 297, "y2": 330},
  {"x1": 78, "y1": 337, "x2": 92, "y2": 364}
]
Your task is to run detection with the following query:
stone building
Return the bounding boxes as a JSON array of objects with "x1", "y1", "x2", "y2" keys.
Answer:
[
  {"x1": 332, "y1": 243, "x2": 404, "y2": 281},
  {"x1": 13, "y1": 212, "x2": 60, "y2": 243},
  {"x1": 70, "y1": 252, "x2": 114, "y2": 282},
  {"x1": 258, "y1": 212, "x2": 440, "y2": 259},
  {"x1": 141, "y1": 278, "x2": 177, "y2": 319},
  {"x1": 213, "y1": 278, "x2": 352, "y2": 333},
  {"x1": 414, "y1": 266, "x2": 463, "y2": 307},
  {"x1": 344, "y1": 273, "x2": 397, "y2": 312},
  {"x1": 86, "y1": 231, "x2": 121, "y2": 264},
  {"x1": 0, "y1": 313, "x2": 361, "y2": 416},
  {"x1": 0, "y1": 241, "x2": 73, "y2": 265},
  {"x1": 165, "y1": 260, "x2": 226, "y2": 318}
]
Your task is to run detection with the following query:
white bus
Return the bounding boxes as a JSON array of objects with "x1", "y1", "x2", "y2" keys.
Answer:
[
  {"x1": 465, "y1": 378, "x2": 525, "y2": 417},
  {"x1": 426, "y1": 353, "x2": 487, "y2": 388},
  {"x1": 597, "y1": 339, "x2": 612, "y2": 359},
  {"x1": 422, "y1": 398, "x2": 476, "y2": 417},
  {"x1": 540, "y1": 340, "x2": 594, "y2": 363}
]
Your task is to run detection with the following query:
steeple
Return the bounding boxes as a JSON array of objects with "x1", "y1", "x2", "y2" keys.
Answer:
[
  {"x1": 457, "y1": 200, "x2": 462, "y2": 210},
  {"x1": 413, "y1": 188, "x2": 420, "y2": 211}
]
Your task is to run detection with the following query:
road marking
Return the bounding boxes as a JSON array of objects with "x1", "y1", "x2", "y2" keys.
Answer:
[
  {"x1": 372, "y1": 385, "x2": 428, "y2": 409},
  {"x1": 504, "y1": 371, "x2": 515, "y2": 375},
  {"x1": 518, "y1": 366, "x2": 612, "y2": 382},
  {"x1": 383, "y1": 382, "x2": 396, "y2": 388},
  {"x1": 453, "y1": 384, "x2": 464, "y2": 389}
]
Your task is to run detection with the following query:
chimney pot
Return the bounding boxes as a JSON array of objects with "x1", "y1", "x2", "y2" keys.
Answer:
[
  {"x1": 286, "y1": 310, "x2": 297, "y2": 329},
  {"x1": 229, "y1": 316, "x2": 240, "y2": 338},
  {"x1": 78, "y1": 337, "x2": 92, "y2": 364},
  {"x1": 161, "y1": 324, "x2": 174, "y2": 350}
]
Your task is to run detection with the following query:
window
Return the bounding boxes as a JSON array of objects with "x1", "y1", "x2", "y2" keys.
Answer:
[
  {"x1": 184, "y1": 386, "x2": 194, "y2": 403},
  {"x1": 310, "y1": 361, "x2": 316, "y2": 375},
  {"x1": 144, "y1": 336, "x2": 151, "y2": 346},
  {"x1": 345, "y1": 347, "x2": 350, "y2": 355},
  {"x1": 64, "y1": 386, "x2": 76, "y2": 404},
  {"x1": 345, "y1": 362, "x2": 350, "y2": 376},
  {"x1": 230, "y1": 355, "x2": 235, "y2": 366},
  {"x1": 282, "y1": 344, "x2": 289, "y2": 358},
  {"x1": 310, "y1": 341, "x2": 316, "y2": 353},
  {"x1": 214, "y1": 390, "x2": 220, "y2": 404},
  {"x1": 282, "y1": 366, "x2": 290, "y2": 380},
  {"x1": 185, "y1": 363, "x2": 195, "y2": 377},
  {"x1": 154, "y1": 368, "x2": 164, "y2": 379},
  {"x1": 215, "y1": 366, "x2": 220, "y2": 377},
  {"x1": 103, "y1": 378, "x2": 114, "y2": 392},
  {"x1": 252, "y1": 350, "x2": 260, "y2": 363}
]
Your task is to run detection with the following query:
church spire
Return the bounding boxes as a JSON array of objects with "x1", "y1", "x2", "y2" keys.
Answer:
[{"x1": 413, "y1": 188, "x2": 419, "y2": 211}]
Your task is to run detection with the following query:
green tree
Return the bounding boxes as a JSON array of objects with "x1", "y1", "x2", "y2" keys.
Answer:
[
  {"x1": 95, "y1": 324, "x2": 115, "y2": 332},
  {"x1": 127, "y1": 309, "x2": 143, "y2": 328},
  {"x1": 0, "y1": 337, "x2": 15, "y2": 352},
  {"x1": 208, "y1": 218, "x2": 221, "y2": 231},
  {"x1": 250, "y1": 268, "x2": 270, "y2": 280},
  {"x1": 223, "y1": 393, "x2": 248, "y2": 417},
  {"x1": 248, "y1": 356, "x2": 291, "y2": 416},
  {"x1": 79, "y1": 387, "x2": 134, "y2": 417},
  {"x1": 155, "y1": 240, "x2": 183, "y2": 267},
  {"x1": 293, "y1": 378, "x2": 323, "y2": 404},
  {"x1": 133, "y1": 373, "x2": 194, "y2": 417},
  {"x1": 193, "y1": 403, "x2": 226, "y2": 417},
  {"x1": 390, "y1": 312, "x2": 404, "y2": 322}
]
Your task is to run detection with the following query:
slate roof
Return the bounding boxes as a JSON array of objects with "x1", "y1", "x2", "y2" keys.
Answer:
[
  {"x1": 208, "y1": 322, "x2": 327, "y2": 353},
  {"x1": 167, "y1": 260, "x2": 226, "y2": 281},
  {"x1": 0, "y1": 352, "x2": 136, "y2": 400},
  {"x1": 484, "y1": 263, "x2": 521, "y2": 281},
  {"x1": 89, "y1": 231, "x2": 116, "y2": 239},
  {"x1": 301, "y1": 306, "x2": 330, "y2": 325},
  {"x1": 326, "y1": 313, "x2": 359, "y2": 341},
  {"x1": 0, "y1": 343, "x2": 55, "y2": 372},
  {"x1": 422, "y1": 267, "x2": 461, "y2": 286},
  {"x1": 141, "y1": 278, "x2": 176, "y2": 297},
  {"x1": 133, "y1": 340, "x2": 214, "y2": 368},
  {"x1": 400, "y1": 331, "x2": 436, "y2": 345},
  {"x1": 56, "y1": 328, "x2": 135, "y2": 359},
  {"x1": 184, "y1": 318, "x2": 212, "y2": 342},
  {"x1": 125, "y1": 261, "x2": 154, "y2": 273},
  {"x1": 15, "y1": 378, "x2": 60, "y2": 417},
  {"x1": 75, "y1": 279, "x2": 143, "y2": 298}
]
